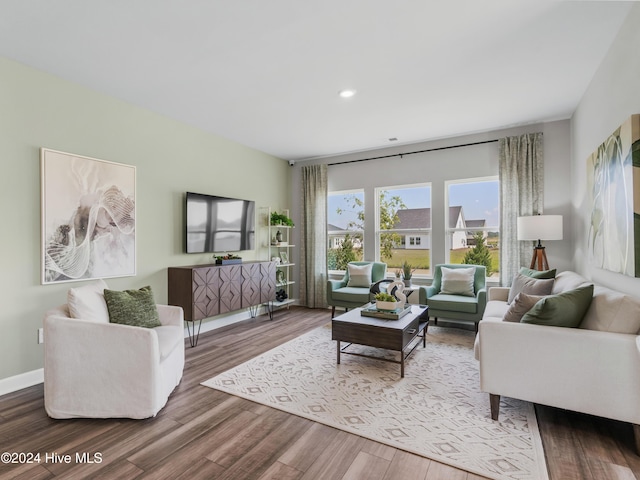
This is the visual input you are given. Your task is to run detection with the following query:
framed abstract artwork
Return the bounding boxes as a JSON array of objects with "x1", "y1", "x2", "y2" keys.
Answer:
[
  {"x1": 587, "y1": 115, "x2": 640, "y2": 278},
  {"x1": 41, "y1": 148, "x2": 136, "y2": 284}
]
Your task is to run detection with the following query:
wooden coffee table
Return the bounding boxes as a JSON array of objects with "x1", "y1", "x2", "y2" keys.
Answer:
[{"x1": 331, "y1": 304, "x2": 429, "y2": 377}]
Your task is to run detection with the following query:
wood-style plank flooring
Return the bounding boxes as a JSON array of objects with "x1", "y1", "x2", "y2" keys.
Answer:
[{"x1": 1, "y1": 307, "x2": 639, "y2": 479}]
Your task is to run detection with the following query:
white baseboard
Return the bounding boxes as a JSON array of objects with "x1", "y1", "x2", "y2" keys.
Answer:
[
  {"x1": 183, "y1": 304, "x2": 273, "y2": 339},
  {"x1": 1, "y1": 306, "x2": 279, "y2": 397},
  {"x1": 0, "y1": 368, "x2": 44, "y2": 397}
]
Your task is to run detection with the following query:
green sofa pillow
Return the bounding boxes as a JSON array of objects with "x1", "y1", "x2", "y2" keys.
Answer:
[
  {"x1": 104, "y1": 286, "x2": 161, "y2": 328},
  {"x1": 519, "y1": 267, "x2": 557, "y2": 279},
  {"x1": 521, "y1": 284, "x2": 594, "y2": 328}
]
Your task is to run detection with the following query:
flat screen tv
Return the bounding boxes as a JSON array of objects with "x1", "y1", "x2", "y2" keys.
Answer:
[{"x1": 185, "y1": 192, "x2": 255, "y2": 253}]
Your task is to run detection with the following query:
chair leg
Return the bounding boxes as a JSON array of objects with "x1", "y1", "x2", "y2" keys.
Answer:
[
  {"x1": 490, "y1": 394, "x2": 500, "y2": 421},
  {"x1": 331, "y1": 306, "x2": 335, "y2": 318}
]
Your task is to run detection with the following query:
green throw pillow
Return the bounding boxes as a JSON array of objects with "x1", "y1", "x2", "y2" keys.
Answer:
[
  {"x1": 520, "y1": 284, "x2": 594, "y2": 328},
  {"x1": 104, "y1": 286, "x2": 161, "y2": 328},
  {"x1": 519, "y1": 267, "x2": 557, "y2": 279}
]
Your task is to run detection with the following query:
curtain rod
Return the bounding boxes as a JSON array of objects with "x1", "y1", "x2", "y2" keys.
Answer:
[{"x1": 327, "y1": 139, "x2": 499, "y2": 166}]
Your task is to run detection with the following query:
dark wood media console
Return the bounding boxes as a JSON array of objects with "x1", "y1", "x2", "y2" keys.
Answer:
[{"x1": 168, "y1": 261, "x2": 276, "y2": 345}]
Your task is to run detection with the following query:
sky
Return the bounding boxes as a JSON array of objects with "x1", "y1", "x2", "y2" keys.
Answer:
[{"x1": 328, "y1": 180, "x2": 499, "y2": 230}]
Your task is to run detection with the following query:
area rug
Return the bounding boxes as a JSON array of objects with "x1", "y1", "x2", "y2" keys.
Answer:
[{"x1": 202, "y1": 324, "x2": 549, "y2": 480}]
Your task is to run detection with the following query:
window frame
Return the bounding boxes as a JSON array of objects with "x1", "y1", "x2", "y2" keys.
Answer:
[{"x1": 444, "y1": 176, "x2": 500, "y2": 276}]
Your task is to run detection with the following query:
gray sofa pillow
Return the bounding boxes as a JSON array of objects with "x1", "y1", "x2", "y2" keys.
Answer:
[{"x1": 507, "y1": 273, "x2": 554, "y2": 304}]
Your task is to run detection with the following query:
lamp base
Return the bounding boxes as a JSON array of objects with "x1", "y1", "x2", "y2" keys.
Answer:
[{"x1": 529, "y1": 246, "x2": 549, "y2": 271}]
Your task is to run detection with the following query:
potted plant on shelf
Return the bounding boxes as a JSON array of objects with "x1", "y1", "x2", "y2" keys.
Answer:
[
  {"x1": 270, "y1": 211, "x2": 294, "y2": 227},
  {"x1": 214, "y1": 253, "x2": 242, "y2": 265},
  {"x1": 374, "y1": 292, "x2": 398, "y2": 311},
  {"x1": 401, "y1": 261, "x2": 415, "y2": 287}
]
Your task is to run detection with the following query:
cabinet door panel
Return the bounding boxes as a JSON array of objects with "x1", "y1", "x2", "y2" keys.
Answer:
[
  {"x1": 241, "y1": 263, "x2": 261, "y2": 308},
  {"x1": 261, "y1": 261, "x2": 276, "y2": 303},
  {"x1": 192, "y1": 267, "x2": 220, "y2": 320},
  {"x1": 219, "y1": 265, "x2": 242, "y2": 313}
]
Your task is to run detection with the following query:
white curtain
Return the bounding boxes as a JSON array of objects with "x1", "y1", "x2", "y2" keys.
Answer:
[
  {"x1": 499, "y1": 133, "x2": 544, "y2": 286},
  {"x1": 300, "y1": 164, "x2": 328, "y2": 308}
]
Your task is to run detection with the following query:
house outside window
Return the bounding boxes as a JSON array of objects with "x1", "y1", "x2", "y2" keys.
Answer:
[
  {"x1": 446, "y1": 177, "x2": 500, "y2": 279},
  {"x1": 375, "y1": 184, "x2": 431, "y2": 276},
  {"x1": 327, "y1": 190, "x2": 364, "y2": 271}
]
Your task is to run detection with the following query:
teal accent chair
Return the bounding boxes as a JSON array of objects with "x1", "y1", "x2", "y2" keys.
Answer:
[
  {"x1": 425, "y1": 264, "x2": 487, "y2": 332},
  {"x1": 327, "y1": 261, "x2": 387, "y2": 317}
]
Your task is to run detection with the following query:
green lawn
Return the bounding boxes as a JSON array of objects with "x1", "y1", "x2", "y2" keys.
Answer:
[{"x1": 382, "y1": 248, "x2": 500, "y2": 277}]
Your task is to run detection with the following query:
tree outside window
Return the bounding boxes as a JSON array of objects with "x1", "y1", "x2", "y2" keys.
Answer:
[
  {"x1": 376, "y1": 184, "x2": 431, "y2": 276},
  {"x1": 327, "y1": 190, "x2": 364, "y2": 270}
]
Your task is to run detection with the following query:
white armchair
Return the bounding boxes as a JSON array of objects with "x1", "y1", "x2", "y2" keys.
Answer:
[{"x1": 44, "y1": 284, "x2": 185, "y2": 419}]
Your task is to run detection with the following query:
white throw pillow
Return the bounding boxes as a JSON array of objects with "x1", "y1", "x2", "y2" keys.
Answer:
[
  {"x1": 67, "y1": 279, "x2": 110, "y2": 323},
  {"x1": 440, "y1": 266, "x2": 475, "y2": 297},
  {"x1": 347, "y1": 263, "x2": 373, "y2": 288}
]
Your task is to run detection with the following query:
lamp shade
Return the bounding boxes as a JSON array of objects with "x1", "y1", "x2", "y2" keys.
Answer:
[{"x1": 517, "y1": 215, "x2": 563, "y2": 241}]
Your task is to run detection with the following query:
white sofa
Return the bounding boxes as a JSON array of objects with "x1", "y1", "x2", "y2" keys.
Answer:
[
  {"x1": 476, "y1": 271, "x2": 640, "y2": 453},
  {"x1": 44, "y1": 281, "x2": 185, "y2": 419}
]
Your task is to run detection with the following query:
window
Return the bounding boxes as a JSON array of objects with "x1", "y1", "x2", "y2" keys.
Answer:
[
  {"x1": 327, "y1": 190, "x2": 364, "y2": 271},
  {"x1": 446, "y1": 177, "x2": 499, "y2": 278},
  {"x1": 376, "y1": 184, "x2": 431, "y2": 276}
]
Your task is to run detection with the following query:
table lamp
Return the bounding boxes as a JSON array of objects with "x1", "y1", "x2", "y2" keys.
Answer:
[{"x1": 517, "y1": 215, "x2": 563, "y2": 270}]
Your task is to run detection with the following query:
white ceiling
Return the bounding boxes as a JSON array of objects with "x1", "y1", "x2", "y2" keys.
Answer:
[{"x1": 0, "y1": 1, "x2": 632, "y2": 161}]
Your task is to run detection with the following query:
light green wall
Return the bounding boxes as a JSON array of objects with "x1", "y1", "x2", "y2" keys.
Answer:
[{"x1": 0, "y1": 56, "x2": 291, "y2": 381}]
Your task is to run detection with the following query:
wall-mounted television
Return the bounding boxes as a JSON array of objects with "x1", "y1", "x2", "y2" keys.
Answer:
[{"x1": 185, "y1": 192, "x2": 255, "y2": 253}]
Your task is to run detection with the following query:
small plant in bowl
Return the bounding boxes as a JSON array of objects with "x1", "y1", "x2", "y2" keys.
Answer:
[{"x1": 374, "y1": 292, "x2": 398, "y2": 311}]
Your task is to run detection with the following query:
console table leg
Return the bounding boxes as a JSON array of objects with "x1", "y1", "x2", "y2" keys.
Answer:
[{"x1": 186, "y1": 319, "x2": 202, "y2": 348}]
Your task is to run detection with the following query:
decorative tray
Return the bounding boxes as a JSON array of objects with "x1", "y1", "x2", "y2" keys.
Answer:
[{"x1": 360, "y1": 303, "x2": 411, "y2": 320}]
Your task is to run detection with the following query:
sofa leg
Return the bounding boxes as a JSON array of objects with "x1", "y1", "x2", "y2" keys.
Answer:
[
  {"x1": 633, "y1": 424, "x2": 640, "y2": 456},
  {"x1": 434, "y1": 317, "x2": 438, "y2": 326},
  {"x1": 490, "y1": 394, "x2": 500, "y2": 421}
]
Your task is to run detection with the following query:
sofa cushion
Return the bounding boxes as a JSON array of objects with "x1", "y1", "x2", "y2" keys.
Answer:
[
  {"x1": 551, "y1": 271, "x2": 588, "y2": 295},
  {"x1": 483, "y1": 300, "x2": 510, "y2": 320},
  {"x1": 440, "y1": 266, "x2": 476, "y2": 296},
  {"x1": 580, "y1": 286, "x2": 640, "y2": 334},
  {"x1": 67, "y1": 279, "x2": 110, "y2": 323},
  {"x1": 331, "y1": 287, "x2": 372, "y2": 304},
  {"x1": 519, "y1": 267, "x2": 557, "y2": 279},
  {"x1": 104, "y1": 286, "x2": 162, "y2": 328},
  {"x1": 508, "y1": 273, "x2": 554, "y2": 304},
  {"x1": 521, "y1": 284, "x2": 594, "y2": 328},
  {"x1": 503, "y1": 292, "x2": 546, "y2": 322},
  {"x1": 427, "y1": 293, "x2": 478, "y2": 314},
  {"x1": 347, "y1": 263, "x2": 373, "y2": 288}
]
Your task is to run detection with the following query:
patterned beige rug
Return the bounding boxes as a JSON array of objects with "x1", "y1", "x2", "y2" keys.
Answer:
[{"x1": 202, "y1": 324, "x2": 549, "y2": 480}]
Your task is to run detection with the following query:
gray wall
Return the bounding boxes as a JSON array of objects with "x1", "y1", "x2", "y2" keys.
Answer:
[
  {"x1": 0, "y1": 57, "x2": 290, "y2": 382},
  {"x1": 571, "y1": 3, "x2": 640, "y2": 296},
  {"x1": 290, "y1": 119, "x2": 573, "y2": 293}
]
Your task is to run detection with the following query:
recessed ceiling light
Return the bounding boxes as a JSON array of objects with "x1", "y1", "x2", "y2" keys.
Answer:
[{"x1": 338, "y1": 89, "x2": 357, "y2": 98}]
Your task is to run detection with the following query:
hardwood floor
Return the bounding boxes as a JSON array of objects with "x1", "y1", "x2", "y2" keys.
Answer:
[{"x1": 0, "y1": 307, "x2": 638, "y2": 479}]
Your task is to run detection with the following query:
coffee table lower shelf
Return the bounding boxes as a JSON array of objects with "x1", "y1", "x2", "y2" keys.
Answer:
[
  {"x1": 332, "y1": 305, "x2": 429, "y2": 378},
  {"x1": 336, "y1": 321, "x2": 428, "y2": 377}
]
